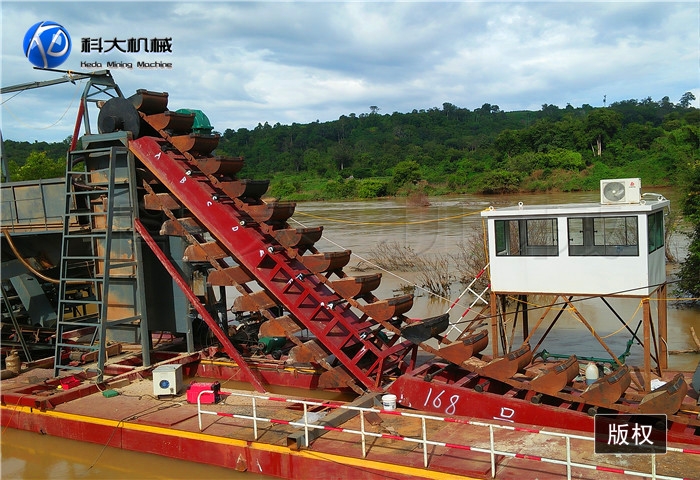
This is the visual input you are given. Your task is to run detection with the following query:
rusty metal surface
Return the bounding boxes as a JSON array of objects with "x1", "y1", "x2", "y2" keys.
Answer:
[
  {"x1": 400, "y1": 314, "x2": 450, "y2": 344},
  {"x1": 159, "y1": 217, "x2": 204, "y2": 236},
  {"x1": 300, "y1": 250, "x2": 352, "y2": 273},
  {"x1": 330, "y1": 273, "x2": 382, "y2": 299},
  {"x1": 580, "y1": 364, "x2": 631, "y2": 405},
  {"x1": 259, "y1": 316, "x2": 301, "y2": 337},
  {"x1": 183, "y1": 242, "x2": 227, "y2": 262},
  {"x1": 479, "y1": 343, "x2": 533, "y2": 381},
  {"x1": 361, "y1": 294, "x2": 413, "y2": 322},
  {"x1": 233, "y1": 290, "x2": 277, "y2": 312},
  {"x1": 639, "y1": 373, "x2": 688, "y2": 415},
  {"x1": 207, "y1": 266, "x2": 253, "y2": 286},
  {"x1": 143, "y1": 111, "x2": 194, "y2": 132},
  {"x1": 246, "y1": 202, "x2": 296, "y2": 224},
  {"x1": 317, "y1": 365, "x2": 356, "y2": 389},
  {"x1": 436, "y1": 330, "x2": 489, "y2": 364},
  {"x1": 129, "y1": 89, "x2": 168, "y2": 114},
  {"x1": 196, "y1": 156, "x2": 244, "y2": 176},
  {"x1": 143, "y1": 192, "x2": 181, "y2": 210},
  {"x1": 273, "y1": 227, "x2": 323, "y2": 249},
  {"x1": 218, "y1": 179, "x2": 269, "y2": 199},
  {"x1": 288, "y1": 339, "x2": 327, "y2": 364},
  {"x1": 529, "y1": 355, "x2": 578, "y2": 396},
  {"x1": 170, "y1": 134, "x2": 220, "y2": 155}
]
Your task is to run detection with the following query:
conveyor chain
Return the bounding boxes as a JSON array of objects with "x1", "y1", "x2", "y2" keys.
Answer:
[{"x1": 126, "y1": 89, "x2": 465, "y2": 392}]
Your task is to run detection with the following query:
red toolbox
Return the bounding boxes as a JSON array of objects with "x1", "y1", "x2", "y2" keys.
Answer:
[{"x1": 186, "y1": 381, "x2": 221, "y2": 404}]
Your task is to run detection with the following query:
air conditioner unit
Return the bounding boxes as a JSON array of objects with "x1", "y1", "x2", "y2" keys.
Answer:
[
  {"x1": 152, "y1": 364, "x2": 183, "y2": 397},
  {"x1": 600, "y1": 178, "x2": 641, "y2": 205}
]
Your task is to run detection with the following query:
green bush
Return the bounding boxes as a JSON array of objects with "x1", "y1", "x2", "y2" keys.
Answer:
[
  {"x1": 9, "y1": 151, "x2": 65, "y2": 181},
  {"x1": 322, "y1": 178, "x2": 357, "y2": 199},
  {"x1": 356, "y1": 179, "x2": 388, "y2": 198},
  {"x1": 479, "y1": 170, "x2": 521, "y2": 193}
]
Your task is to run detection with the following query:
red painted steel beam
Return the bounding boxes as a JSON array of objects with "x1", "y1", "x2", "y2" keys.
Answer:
[
  {"x1": 130, "y1": 136, "x2": 397, "y2": 391},
  {"x1": 70, "y1": 98, "x2": 84, "y2": 152},
  {"x1": 134, "y1": 218, "x2": 266, "y2": 393}
]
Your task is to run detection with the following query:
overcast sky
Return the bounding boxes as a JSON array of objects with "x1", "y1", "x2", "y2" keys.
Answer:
[{"x1": 1, "y1": 1, "x2": 698, "y2": 143}]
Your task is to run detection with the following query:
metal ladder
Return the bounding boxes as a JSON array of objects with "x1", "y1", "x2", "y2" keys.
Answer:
[
  {"x1": 53, "y1": 142, "x2": 150, "y2": 381},
  {"x1": 1, "y1": 286, "x2": 34, "y2": 362}
]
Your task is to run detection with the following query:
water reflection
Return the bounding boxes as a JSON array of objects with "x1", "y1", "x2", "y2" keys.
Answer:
[{"x1": 1, "y1": 428, "x2": 276, "y2": 480}]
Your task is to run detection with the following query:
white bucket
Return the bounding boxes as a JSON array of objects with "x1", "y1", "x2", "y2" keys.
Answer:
[
  {"x1": 381, "y1": 394, "x2": 397, "y2": 411},
  {"x1": 585, "y1": 362, "x2": 599, "y2": 385}
]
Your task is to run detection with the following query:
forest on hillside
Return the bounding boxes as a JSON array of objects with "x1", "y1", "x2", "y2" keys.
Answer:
[
  {"x1": 3, "y1": 92, "x2": 698, "y2": 201},
  {"x1": 3, "y1": 92, "x2": 700, "y2": 298},
  {"x1": 215, "y1": 93, "x2": 699, "y2": 200}
]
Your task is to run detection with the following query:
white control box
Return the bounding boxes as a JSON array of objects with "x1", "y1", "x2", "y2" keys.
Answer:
[{"x1": 152, "y1": 364, "x2": 183, "y2": 397}]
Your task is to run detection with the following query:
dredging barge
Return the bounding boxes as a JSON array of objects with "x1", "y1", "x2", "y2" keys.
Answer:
[{"x1": 1, "y1": 71, "x2": 699, "y2": 479}]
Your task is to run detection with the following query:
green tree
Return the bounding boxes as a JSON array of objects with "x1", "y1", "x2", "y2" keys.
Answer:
[
  {"x1": 678, "y1": 91, "x2": 696, "y2": 109},
  {"x1": 391, "y1": 160, "x2": 421, "y2": 187},
  {"x1": 585, "y1": 109, "x2": 623, "y2": 157},
  {"x1": 9, "y1": 151, "x2": 65, "y2": 181},
  {"x1": 480, "y1": 169, "x2": 521, "y2": 193},
  {"x1": 677, "y1": 159, "x2": 700, "y2": 299},
  {"x1": 303, "y1": 148, "x2": 333, "y2": 176},
  {"x1": 356, "y1": 179, "x2": 388, "y2": 198},
  {"x1": 494, "y1": 129, "x2": 523, "y2": 158}
]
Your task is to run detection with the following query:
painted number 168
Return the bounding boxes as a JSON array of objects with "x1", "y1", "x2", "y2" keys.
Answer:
[{"x1": 423, "y1": 387, "x2": 460, "y2": 415}]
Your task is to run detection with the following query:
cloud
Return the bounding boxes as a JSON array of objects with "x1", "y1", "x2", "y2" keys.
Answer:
[{"x1": 2, "y1": 1, "x2": 698, "y2": 142}]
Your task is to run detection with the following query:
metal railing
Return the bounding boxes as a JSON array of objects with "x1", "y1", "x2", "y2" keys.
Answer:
[
  {"x1": 196, "y1": 390, "x2": 699, "y2": 480},
  {"x1": 1, "y1": 178, "x2": 68, "y2": 232}
]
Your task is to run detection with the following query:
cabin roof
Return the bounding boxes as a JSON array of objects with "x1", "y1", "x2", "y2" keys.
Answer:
[{"x1": 480, "y1": 197, "x2": 669, "y2": 218}]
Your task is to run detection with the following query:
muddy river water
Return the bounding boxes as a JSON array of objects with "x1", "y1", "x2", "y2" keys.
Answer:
[{"x1": 2, "y1": 190, "x2": 698, "y2": 478}]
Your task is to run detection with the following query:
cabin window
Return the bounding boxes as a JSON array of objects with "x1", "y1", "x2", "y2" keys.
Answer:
[
  {"x1": 568, "y1": 216, "x2": 638, "y2": 256},
  {"x1": 648, "y1": 210, "x2": 664, "y2": 253},
  {"x1": 495, "y1": 218, "x2": 558, "y2": 256}
]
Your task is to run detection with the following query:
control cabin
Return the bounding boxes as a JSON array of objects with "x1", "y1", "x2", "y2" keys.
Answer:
[{"x1": 480, "y1": 181, "x2": 669, "y2": 297}]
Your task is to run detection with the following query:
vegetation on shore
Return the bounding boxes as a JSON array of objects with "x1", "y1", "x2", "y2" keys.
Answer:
[
  {"x1": 4, "y1": 93, "x2": 697, "y2": 198},
  {"x1": 3, "y1": 93, "x2": 698, "y2": 298},
  {"x1": 211, "y1": 93, "x2": 699, "y2": 202}
]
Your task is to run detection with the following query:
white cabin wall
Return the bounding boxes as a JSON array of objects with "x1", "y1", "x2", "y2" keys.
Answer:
[{"x1": 486, "y1": 216, "x2": 658, "y2": 296}]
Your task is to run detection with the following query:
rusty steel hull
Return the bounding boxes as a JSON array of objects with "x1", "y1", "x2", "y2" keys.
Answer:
[
  {"x1": 386, "y1": 362, "x2": 700, "y2": 447},
  {"x1": 2, "y1": 357, "x2": 700, "y2": 480}
]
